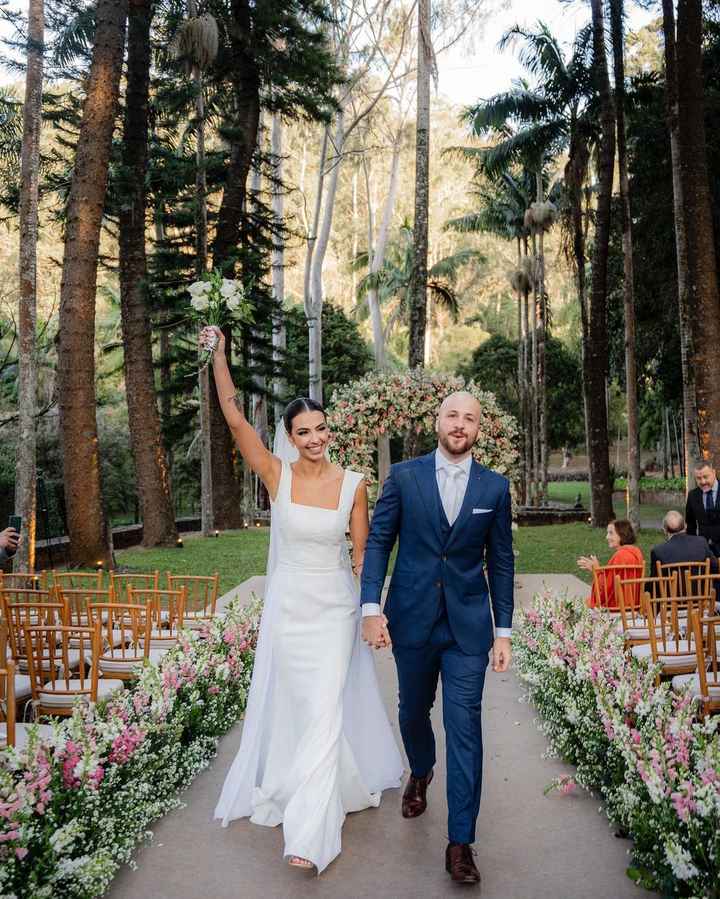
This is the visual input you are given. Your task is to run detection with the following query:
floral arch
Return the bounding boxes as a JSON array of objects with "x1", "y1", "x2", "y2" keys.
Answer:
[{"x1": 326, "y1": 370, "x2": 520, "y2": 485}]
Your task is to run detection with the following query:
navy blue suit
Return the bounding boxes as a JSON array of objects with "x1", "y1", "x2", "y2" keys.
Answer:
[{"x1": 360, "y1": 452, "x2": 514, "y2": 844}]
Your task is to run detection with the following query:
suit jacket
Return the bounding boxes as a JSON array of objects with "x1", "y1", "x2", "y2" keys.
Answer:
[
  {"x1": 686, "y1": 486, "x2": 720, "y2": 548},
  {"x1": 649, "y1": 532, "x2": 718, "y2": 577},
  {"x1": 360, "y1": 452, "x2": 514, "y2": 655}
]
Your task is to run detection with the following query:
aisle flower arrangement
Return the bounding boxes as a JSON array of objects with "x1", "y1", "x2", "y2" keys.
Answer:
[
  {"x1": 514, "y1": 592, "x2": 720, "y2": 897},
  {"x1": 326, "y1": 369, "x2": 519, "y2": 485},
  {"x1": 0, "y1": 597, "x2": 262, "y2": 899}
]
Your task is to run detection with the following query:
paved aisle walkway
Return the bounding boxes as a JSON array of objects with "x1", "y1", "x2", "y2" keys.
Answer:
[{"x1": 109, "y1": 574, "x2": 646, "y2": 899}]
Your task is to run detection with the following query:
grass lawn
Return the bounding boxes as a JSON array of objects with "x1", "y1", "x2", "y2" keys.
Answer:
[{"x1": 116, "y1": 521, "x2": 662, "y2": 591}]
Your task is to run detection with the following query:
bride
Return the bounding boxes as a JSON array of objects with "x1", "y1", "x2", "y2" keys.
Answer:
[{"x1": 201, "y1": 327, "x2": 403, "y2": 874}]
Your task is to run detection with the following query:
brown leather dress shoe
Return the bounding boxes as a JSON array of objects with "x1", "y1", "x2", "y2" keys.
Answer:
[
  {"x1": 401, "y1": 769, "x2": 434, "y2": 818},
  {"x1": 445, "y1": 843, "x2": 481, "y2": 885}
]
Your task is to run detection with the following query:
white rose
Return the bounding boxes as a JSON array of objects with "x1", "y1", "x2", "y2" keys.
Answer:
[
  {"x1": 220, "y1": 279, "x2": 240, "y2": 299},
  {"x1": 190, "y1": 294, "x2": 210, "y2": 312},
  {"x1": 225, "y1": 294, "x2": 240, "y2": 310},
  {"x1": 188, "y1": 281, "x2": 211, "y2": 298}
]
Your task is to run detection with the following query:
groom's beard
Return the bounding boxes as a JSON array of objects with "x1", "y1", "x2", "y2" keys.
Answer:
[{"x1": 438, "y1": 431, "x2": 476, "y2": 458}]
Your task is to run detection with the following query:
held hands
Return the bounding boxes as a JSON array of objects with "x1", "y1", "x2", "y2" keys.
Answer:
[
  {"x1": 199, "y1": 325, "x2": 225, "y2": 357},
  {"x1": 362, "y1": 614, "x2": 392, "y2": 650},
  {"x1": 576, "y1": 554, "x2": 599, "y2": 572},
  {"x1": 492, "y1": 636, "x2": 511, "y2": 673}
]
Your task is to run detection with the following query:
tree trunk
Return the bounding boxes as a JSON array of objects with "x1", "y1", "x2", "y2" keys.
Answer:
[
  {"x1": 515, "y1": 236, "x2": 527, "y2": 505},
  {"x1": 610, "y1": 0, "x2": 641, "y2": 531},
  {"x1": 57, "y1": 0, "x2": 128, "y2": 567},
  {"x1": 674, "y1": 0, "x2": 720, "y2": 462},
  {"x1": 306, "y1": 107, "x2": 345, "y2": 403},
  {"x1": 587, "y1": 0, "x2": 616, "y2": 527},
  {"x1": 661, "y1": 0, "x2": 699, "y2": 485},
  {"x1": 565, "y1": 125, "x2": 591, "y2": 501},
  {"x1": 535, "y1": 170, "x2": 548, "y2": 505},
  {"x1": 14, "y1": 0, "x2": 43, "y2": 572},
  {"x1": 270, "y1": 111, "x2": 286, "y2": 426},
  {"x1": 207, "y1": 0, "x2": 260, "y2": 529},
  {"x1": 407, "y1": 0, "x2": 431, "y2": 370},
  {"x1": 118, "y1": 0, "x2": 177, "y2": 548},
  {"x1": 530, "y1": 230, "x2": 540, "y2": 506},
  {"x1": 522, "y1": 235, "x2": 533, "y2": 503}
]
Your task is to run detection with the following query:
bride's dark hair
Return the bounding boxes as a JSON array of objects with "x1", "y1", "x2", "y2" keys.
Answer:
[{"x1": 283, "y1": 397, "x2": 326, "y2": 433}]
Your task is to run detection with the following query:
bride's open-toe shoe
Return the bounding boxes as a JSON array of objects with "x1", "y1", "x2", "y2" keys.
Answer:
[{"x1": 288, "y1": 856, "x2": 314, "y2": 870}]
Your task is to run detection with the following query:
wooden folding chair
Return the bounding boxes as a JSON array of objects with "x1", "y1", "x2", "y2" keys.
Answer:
[
  {"x1": 128, "y1": 587, "x2": 186, "y2": 661},
  {"x1": 51, "y1": 571, "x2": 104, "y2": 592},
  {"x1": 591, "y1": 563, "x2": 645, "y2": 610},
  {"x1": 88, "y1": 602, "x2": 152, "y2": 681},
  {"x1": 166, "y1": 573, "x2": 219, "y2": 627},
  {"x1": 670, "y1": 609, "x2": 720, "y2": 717},
  {"x1": 24, "y1": 622, "x2": 123, "y2": 717},
  {"x1": 0, "y1": 587, "x2": 56, "y2": 609},
  {"x1": 614, "y1": 574, "x2": 677, "y2": 648},
  {"x1": 2, "y1": 598, "x2": 64, "y2": 674},
  {"x1": 656, "y1": 559, "x2": 711, "y2": 595},
  {"x1": 0, "y1": 571, "x2": 47, "y2": 591},
  {"x1": 0, "y1": 658, "x2": 15, "y2": 748},
  {"x1": 111, "y1": 571, "x2": 159, "y2": 604},
  {"x1": 632, "y1": 590, "x2": 715, "y2": 682}
]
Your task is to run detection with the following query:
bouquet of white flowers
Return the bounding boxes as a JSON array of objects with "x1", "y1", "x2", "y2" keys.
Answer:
[{"x1": 189, "y1": 269, "x2": 254, "y2": 369}]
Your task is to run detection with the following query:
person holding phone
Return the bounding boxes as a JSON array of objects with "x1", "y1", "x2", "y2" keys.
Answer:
[{"x1": 0, "y1": 515, "x2": 21, "y2": 563}]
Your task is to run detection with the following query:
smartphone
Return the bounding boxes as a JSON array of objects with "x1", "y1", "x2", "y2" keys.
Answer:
[{"x1": 8, "y1": 514, "x2": 21, "y2": 533}]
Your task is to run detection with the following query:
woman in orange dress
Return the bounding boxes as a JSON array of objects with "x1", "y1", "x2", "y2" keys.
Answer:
[{"x1": 577, "y1": 519, "x2": 644, "y2": 609}]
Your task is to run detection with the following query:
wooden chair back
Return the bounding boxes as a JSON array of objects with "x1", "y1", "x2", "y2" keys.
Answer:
[
  {"x1": 57, "y1": 588, "x2": 114, "y2": 628},
  {"x1": 0, "y1": 588, "x2": 55, "y2": 609},
  {"x1": 88, "y1": 603, "x2": 151, "y2": 680},
  {"x1": 0, "y1": 658, "x2": 16, "y2": 748},
  {"x1": 127, "y1": 586, "x2": 186, "y2": 646},
  {"x1": 591, "y1": 563, "x2": 645, "y2": 609},
  {"x1": 24, "y1": 622, "x2": 100, "y2": 716},
  {"x1": 0, "y1": 571, "x2": 47, "y2": 591},
  {"x1": 615, "y1": 574, "x2": 677, "y2": 645},
  {"x1": 111, "y1": 571, "x2": 159, "y2": 604},
  {"x1": 643, "y1": 590, "x2": 715, "y2": 679},
  {"x1": 166, "y1": 573, "x2": 219, "y2": 623},
  {"x1": 656, "y1": 559, "x2": 711, "y2": 595},
  {"x1": 688, "y1": 609, "x2": 720, "y2": 717},
  {"x1": 2, "y1": 599, "x2": 64, "y2": 671},
  {"x1": 51, "y1": 571, "x2": 103, "y2": 592}
]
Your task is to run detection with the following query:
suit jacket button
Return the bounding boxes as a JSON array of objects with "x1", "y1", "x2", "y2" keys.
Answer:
[
  {"x1": 435, "y1": 580, "x2": 442, "y2": 588},
  {"x1": 442, "y1": 554, "x2": 447, "y2": 561}
]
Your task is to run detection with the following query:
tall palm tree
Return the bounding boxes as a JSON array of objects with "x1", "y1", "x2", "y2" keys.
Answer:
[
  {"x1": 15, "y1": 0, "x2": 44, "y2": 572},
  {"x1": 445, "y1": 167, "x2": 534, "y2": 503},
  {"x1": 609, "y1": 0, "x2": 640, "y2": 532},
  {"x1": 356, "y1": 221, "x2": 482, "y2": 365}
]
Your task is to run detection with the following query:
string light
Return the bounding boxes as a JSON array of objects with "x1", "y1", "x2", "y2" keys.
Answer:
[{"x1": 176, "y1": 537, "x2": 184, "y2": 548}]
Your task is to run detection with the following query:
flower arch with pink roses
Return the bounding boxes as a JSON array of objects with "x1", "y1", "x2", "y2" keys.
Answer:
[{"x1": 326, "y1": 369, "x2": 520, "y2": 486}]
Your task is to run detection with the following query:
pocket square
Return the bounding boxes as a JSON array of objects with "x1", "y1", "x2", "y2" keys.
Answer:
[{"x1": 472, "y1": 508, "x2": 493, "y2": 514}]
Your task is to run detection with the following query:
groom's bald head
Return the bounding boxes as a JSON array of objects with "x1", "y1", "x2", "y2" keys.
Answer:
[{"x1": 436, "y1": 392, "x2": 481, "y2": 459}]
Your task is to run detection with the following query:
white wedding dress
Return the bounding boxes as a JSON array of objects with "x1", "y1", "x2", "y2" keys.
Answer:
[{"x1": 215, "y1": 458, "x2": 403, "y2": 873}]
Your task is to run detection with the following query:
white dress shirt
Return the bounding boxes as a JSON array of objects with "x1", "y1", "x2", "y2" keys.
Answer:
[{"x1": 362, "y1": 448, "x2": 512, "y2": 638}]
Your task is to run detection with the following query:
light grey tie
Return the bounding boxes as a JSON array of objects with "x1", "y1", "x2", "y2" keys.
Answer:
[{"x1": 445, "y1": 465, "x2": 465, "y2": 525}]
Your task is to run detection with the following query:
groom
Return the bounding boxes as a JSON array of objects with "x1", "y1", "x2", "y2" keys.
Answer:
[{"x1": 361, "y1": 391, "x2": 514, "y2": 886}]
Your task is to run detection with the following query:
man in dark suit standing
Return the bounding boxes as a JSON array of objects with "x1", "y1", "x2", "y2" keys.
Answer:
[{"x1": 685, "y1": 459, "x2": 720, "y2": 556}]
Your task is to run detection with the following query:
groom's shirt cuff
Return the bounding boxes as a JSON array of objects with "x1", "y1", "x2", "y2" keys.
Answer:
[
  {"x1": 361, "y1": 603, "x2": 382, "y2": 617},
  {"x1": 495, "y1": 627, "x2": 512, "y2": 638}
]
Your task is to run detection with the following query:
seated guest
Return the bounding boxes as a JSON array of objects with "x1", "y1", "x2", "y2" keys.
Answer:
[
  {"x1": 686, "y1": 459, "x2": 720, "y2": 557},
  {"x1": 650, "y1": 510, "x2": 718, "y2": 575},
  {"x1": 577, "y1": 519, "x2": 644, "y2": 609}
]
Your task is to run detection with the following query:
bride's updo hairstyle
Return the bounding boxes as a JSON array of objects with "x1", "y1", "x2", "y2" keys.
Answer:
[{"x1": 283, "y1": 397, "x2": 326, "y2": 434}]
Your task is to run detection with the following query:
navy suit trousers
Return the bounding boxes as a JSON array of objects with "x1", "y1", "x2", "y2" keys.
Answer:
[{"x1": 393, "y1": 613, "x2": 488, "y2": 844}]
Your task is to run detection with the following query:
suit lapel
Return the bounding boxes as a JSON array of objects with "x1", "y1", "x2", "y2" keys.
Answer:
[
  {"x1": 445, "y1": 460, "x2": 485, "y2": 550},
  {"x1": 412, "y1": 453, "x2": 444, "y2": 544}
]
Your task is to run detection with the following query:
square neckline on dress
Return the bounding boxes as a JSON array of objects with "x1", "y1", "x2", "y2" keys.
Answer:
[{"x1": 289, "y1": 463, "x2": 348, "y2": 512}]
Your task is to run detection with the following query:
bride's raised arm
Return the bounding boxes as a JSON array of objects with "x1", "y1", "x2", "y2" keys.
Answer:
[{"x1": 202, "y1": 326, "x2": 281, "y2": 497}]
